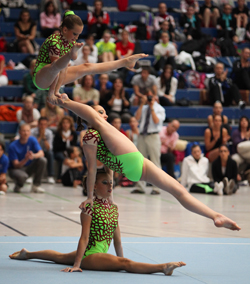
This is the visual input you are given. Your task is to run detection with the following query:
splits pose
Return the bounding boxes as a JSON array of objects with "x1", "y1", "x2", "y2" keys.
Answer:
[{"x1": 9, "y1": 171, "x2": 186, "y2": 275}]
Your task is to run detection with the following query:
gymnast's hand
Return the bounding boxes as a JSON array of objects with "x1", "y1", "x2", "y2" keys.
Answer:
[
  {"x1": 79, "y1": 198, "x2": 93, "y2": 211},
  {"x1": 61, "y1": 267, "x2": 82, "y2": 273}
]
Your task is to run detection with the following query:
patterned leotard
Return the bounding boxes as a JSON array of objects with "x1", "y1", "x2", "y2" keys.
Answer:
[{"x1": 83, "y1": 196, "x2": 118, "y2": 259}]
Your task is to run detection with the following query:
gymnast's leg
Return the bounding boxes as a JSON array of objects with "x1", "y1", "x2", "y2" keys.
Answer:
[{"x1": 140, "y1": 158, "x2": 241, "y2": 231}]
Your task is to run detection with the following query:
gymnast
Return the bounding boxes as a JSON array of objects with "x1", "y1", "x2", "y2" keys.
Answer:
[{"x1": 9, "y1": 171, "x2": 186, "y2": 274}]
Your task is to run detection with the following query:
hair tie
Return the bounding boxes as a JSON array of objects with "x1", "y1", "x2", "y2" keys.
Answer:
[{"x1": 65, "y1": 10, "x2": 75, "y2": 17}]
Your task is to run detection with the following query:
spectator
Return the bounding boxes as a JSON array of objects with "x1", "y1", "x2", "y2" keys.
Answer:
[
  {"x1": 199, "y1": 0, "x2": 220, "y2": 28},
  {"x1": 212, "y1": 144, "x2": 238, "y2": 195},
  {"x1": 159, "y1": 120, "x2": 180, "y2": 178},
  {"x1": 0, "y1": 142, "x2": 9, "y2": 195},
  {"x1": 130, "y1": 67, "x2": 158, "y2": 106},
  {"x1": 88, "y1": 0, "x2": 110, "y2": 39},
  {"x1": 105, "y1": 78, "x2": 131, "y2": 123},
  {"x1": 131, "y1": 90, "x2": 165, "y2": 195},
  {"x1": 208, "y1": 63, "x2": 245, "y2": 108},
  {"x1": 154, "y1": 2, "x2": 175, "y2": 34},
  {"x1": 40, "y1": 0, "x2": 62, "y2": 14},
  {"x1": 61, "y1": 146, "x2": 83, "y2": 187},
  {"x1": 14, "y1": 8, "x2": 37, "y2": 54},
  {"x1": 156, "y1": 65, "x2": 178, "y2": 106},
  {"x1": 181, "y1": 144, "x2": 223, "y2": 195},
  {"x1": 153, "y1": 32, "x2": 177, "y2": 71},
  {"x1": 53, "y1": 116, "x2": 77, "y2": 183},
  {"x1": 204, "y1": 114, "x2": 228, "y2": 162},
  {"x1": 116, "y1": 30, "x2": 135, "y2": 59},
  {"x1": 23, "y1": 59, "x2": 37, "y2": 96},
  {"x1": 31, "y1": 117, "x2": 55, "y2": 184},
  {"x1": 232, "y1": 47, "x2": 250, "y2": 91},
  {"x1": 180, "y1": 5, "x2": 202, "y2": 40},
  {"x1": 40, "y1": 101, "x2": 64, "y2": 130},
  {"x1": 85, "y1": 34, "x2": 98, "y2": 62},
  {"x1": 155, "y1": 20, "x2": 174, "y2": 42},
  {"x1": 217, "y1": 4, "x2": 238, "y2": 43},
  {"x1": 232, "y1": 0, "x2": 249, "y2": 29},
  {"x1": 8, "y1": 124, "x2": 46, "y2": 193},
  {"x1": 96, "y1": 31, "x2": 116, "y2": 62},
  {"x1": 180, "y1": 0, "x2": 200, "y2": 13},
  {"x1": 0, "y1": 55, "x2": 8, "y2": 87},
  {"x1": 126, "y1": 116, "x2": 139, "y2": 147},
  {"x1": 17, "y1": 96, "x2": 41, "y2": 129},
  {"x1": 95, "y1": 74, "x2": 113, "y2": 106},
  {"x1": 40, "y1": 0, "x2": 61, "y2": 38},
  {"x1": 73, "y1": 75, "x2": 100, "y2": 105},
  {"x1": 70, "y1": 45, "x2": 97, "y2": 67},
  {"x1": 110, "y1": 116, "x2": 127, "y2": 137}
]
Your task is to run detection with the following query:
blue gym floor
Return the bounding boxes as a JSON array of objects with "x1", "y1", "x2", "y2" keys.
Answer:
[{"x1": 1, "y1": 236, "x2": 249, "y2": 284}]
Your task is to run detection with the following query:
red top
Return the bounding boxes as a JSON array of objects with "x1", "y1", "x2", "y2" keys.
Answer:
[
  {"x1": 0, "y1": 55, "x2": 7, "y2": 76},
  {"x1": 116, "y1": 41, "x2": 135, "y2": 56},
  {"x1": 87, "y1": 11, "x2": 110, "y2": 26}
]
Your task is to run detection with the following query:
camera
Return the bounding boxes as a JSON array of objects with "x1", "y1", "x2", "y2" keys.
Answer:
[{"x1": 147, "y1": 95, "x2": 153, "y2": 102}]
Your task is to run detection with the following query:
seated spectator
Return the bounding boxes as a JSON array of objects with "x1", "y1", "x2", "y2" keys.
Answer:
[
  {"x1": 156, "y1": 65, "x2": 177, "y2": 106},
  {"x1": 180, "y1": 5, "x2": 202, "y2": 40},
  {"x1": 204, "y1": 114, "x2": 228, "y2": 162},
  {"x1": 14, "y1": 8, "x2": 37, "y2": 54},
  {"x1": 8, "y1": 124, "x2": 46, "y2": 193},
  {"x1": 180, "y1": 0, "x2": 200, "y2": 13},
  {"x1": 85, "y1": 34, "x2": 98, "y2": 62},
  {"x1": 105, "y1": 78, "x2": 131, "y2": 123},
  {"x1": 181, "y1": 144, "x2": 223, "y2": 195},
  {"x1": 73, "y1": 75, "x2": 100, "y2": 105},
  {"x1": 40, "y1": 101, "x2": 64, "y2": 130},
  {"x1": 61, "y1": 146, "x2": 83, "y2": 187},
  {"x1": 155, "y1": 20, "x2": 174, "y2": 42},
  {"x1": 212, "y1": 144, "x2": 238, "y2": 195},
  {"x1": 31, "y1": 117, "x2": 55, "y2": 184},
  {"x1": 130, "y1": 67, "x2": 158, "y2": 106},
  {"x1": 110, "y1": 117, "x2": 127, "y2": 136},
  {"x1": 96, "y1": 74, "x2": 113, "y2": 106},
  {"x1": 116, "y1": 30, "x2": 135, "y2": 59},
  {"x1": 232, "y1": 48, "x2": 250, "y2": 91},
  {"x1": 159, "y1": 120, "x2": 180, "y2": 178},
  {"x1": 53, "y1": 116, "x2": 77, "y2": 183},
  {"x1": 0, "y1": 55, "x2": 8, "y2": 87},
  {"x1": 88, "y1": 0, "x2": 110, "y2": 39},
  {"x1": 96, "y1": 31, "x2": 116, "y2": 62},
  {"x1": 0, "y1": 142, "x2": 9, "y2": 195},
  {"x1": 40, "y1": 0, "x2": 62, "y2": 14},
  {"x1": 199, "y1": 0, "x2": 220, "y2": 28},
  {"x1": 70, "y1": 45, "x2": 97, "y2": 67},
  {"x1": 208, "y1": 63, "x2": 245, "y2": 108},
  {"x1": 153, "y1": 32, "x2": 177, "y2": 71},
  {"x1": 154, "y1": 2, "x2": 175, "y2": 38},
  {"x1": 40, "y1": 0, "x2": 61, "y2": 38},
  {"x1": 23, "y1": 59, "x2": 37, "y2": 96},
  {"x1": 126, "y1": 116, "x2": 139, "y2": 147},
  {"x1": 232, "y1": 0, "x2": 249, "y2": 29},
  {"x1": 217, "y1": 4, "x2": 238, "y2": 43},
  {"x1": 17, "y1": 96, "x2": 41, "y2": 129}
]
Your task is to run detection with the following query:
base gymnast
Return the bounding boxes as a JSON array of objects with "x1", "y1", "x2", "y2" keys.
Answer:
[{"x1": 9, "y1": 171, "x2": 186, "y2": 274}]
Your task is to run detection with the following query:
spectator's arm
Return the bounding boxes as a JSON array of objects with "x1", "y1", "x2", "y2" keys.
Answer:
[
  {"x1": 14, "y1": 26, "x2": 27, "y2": 40},
  {"x1": 55, "y1": 13, "x2": 61, "y2": 28},
  {"x1": 204, "y1": 128, "x2": 217, "y2": 151},
  {"x1": 32, "y1": 149, "x2": 44, "y2": 159},
  {"x1": 231, "y1": 130, "x2": 242, "y2": 148},
  {"x1": 207, "y1": 115, "x2": 213, "y2": 128},
  {"x1": 40, "y1": 12, "x2": 47, "y2": 28},
  {"x1": 135, "y1": 97, "x2": 147, "y2": 121},
  {"x1": 0, "y1": 57, "x2": 5, "y2": 75},
  {"x1": 152, "y1": 84, "x2": 158, "y2": 97},
  {"x1": 133, "y1": 85, "x2": 144, "y2": 98},
  {"x1": 116, "y1": 49, "x2": 122, "y2": 59},
  {"x1": 12, "y1": 157, "x2": 29, "y2": 169},
  {"x1": 63, "y1": 157, "x2": 83, "y2": 168},
  {"x1": 28, "y1": 25, "x2": 37, "y2": 41}
]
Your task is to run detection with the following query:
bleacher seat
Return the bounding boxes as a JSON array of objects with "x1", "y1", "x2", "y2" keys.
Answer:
[
  {"x1": 0, "y1": 122, "x2": 18, "y2": 134},
  {"x1": 6, "y1": 70, "x2": 29, "y2": 81},
  {"x1": 4, "y1": 8, "x2": 39, "y2": 22},
  {"x1": 1, "y1": 53, "x2": 29, "y2": 63},
  {"x1": 0, "y1": 86, "x2": 24, "y2": 98}
]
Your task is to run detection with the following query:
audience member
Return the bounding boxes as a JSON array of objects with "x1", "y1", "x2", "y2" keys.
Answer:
[
  {"x1": 70, "y1": 45, "x2": 97, "y2": 67},
  {"x1": 131, "y1": 67, "x2": 158, "y2": 106},
  {"x1": 153, "y1": 32, "x2": 177, "y2": 71},
  {"x1": 23, "y1": 59, "x2": 37, "y2": 96},
  {"x1": 232, "y1": 0, "x2": 249, "y2": 29},
  {"x1": 181, "y1": 144, "x2": 223, "y2": 195},
  {"x1": 105, "y1": 78, "x2": 131, "y2": 123},
  {"x1": 208, "y1": 63, "x2": 245, "y2": 108},
  {"x1": 73, "y1": 75, "x2": 100, "y2": 105},
  {"x1": 154, "y1": 2, "x2": 175, "y2": 35},
  {"x1": 40, "y1": 0, "x2": 62, "y2": 14},
  {"x1": 17, "y1": 96, "x2": 41, "y2": 129},
  {"x1": 40, "y1": 0, "x2": 61, "y2": 38},
  {"x1": 204, "y1": 114, "x2": 228, "y2": 162},
  {"x1": 61, "y1": 146, "x2": 83, "y2": 187},
  {"x1": 0, "y1": 142, "x2": 9, "y2": 195},
  {"x1": 155, "y1": 20, "x2": 174, "y2": 42},
  {"x1": 126, "y1": 116, "x2": 139, "y2": 147},
  {"x1": 180, "y1": 0, "x2": 200, "y2": 13},
  {"x1": 14, "y1": 8, "x2": 37, "y2": 54},
  {"x1": 96, "y1": 31, "x2": 116, "y2": 62},
  {"x1": 95, "y1": 74, "x2": 113, "y2": 106},
  {"x1": 8, "y1": 124, "x2": 46, "y2": 193},
  {"x1": 156, "y1": 65, "x2": 177, "y2": 106},
  {"x1": 199, "y1": 0, "x2": 220, "y2": 27},
  {"x1": 159, "y1": 120, "x2": 180, "y2": 178},
  {"x1": 110, "y1": 116, "x2": 127, "y2": 136},
  {"x1": 0, "y1": 55, "x2": 8, "y2": 87},
  {"x1": 31, "y1": 117, "x2": 55, "y2": 184},
  {"x1": 85, "y1": 34, "x2": 98, "y2": 61},
  {"x1": 212, "y1": 144, "x2": 238, "y2": 195},
  {"x1": 116, "y1": 30, "x2": 135, "y2": 59},
  {"x1": 88, "y1": 0, "x2": 110, "y2": 39},
  {"x1": 131, "y1": 90, "x2": 165, "y2": 195},
  {"x1": 40, "y1": 101, "x2": 64, "y2": 130},
  {"x1": 53, "y1": 116, "x2": 77, "y2": 183}
]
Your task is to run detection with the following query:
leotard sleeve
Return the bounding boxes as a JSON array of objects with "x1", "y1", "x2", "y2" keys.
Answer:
[
  {"x1": 82, "y1": 129, "x2": 100, "y2": 146},
  {"x1": 83, "y1": 207, "x2": 93, "y2": 217}
]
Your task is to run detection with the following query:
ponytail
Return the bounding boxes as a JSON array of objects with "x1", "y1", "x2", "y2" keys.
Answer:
[{"x1": 76, "y1": 117, "x2": 85, "y2": 131}]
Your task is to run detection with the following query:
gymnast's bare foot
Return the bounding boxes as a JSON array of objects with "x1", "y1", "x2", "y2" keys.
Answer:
[
  {"x1": 125, "y1": 54, "x2": 148, "y2": 69},
  {"x1": 9, "y1": 248, "x2": 28, "y2": 260},
  {"x1": 48, "y1": 93, "x2": 70, "y2": 106},
  {"x1": 71, "y1": 42, "x2": 84, "y2": 60},
  {"x1": 214, "y1": 214, "x2": 241, "y2": 231},
  {"x1": 163, "y1": 261, "x2": 186, "y2": 276}
]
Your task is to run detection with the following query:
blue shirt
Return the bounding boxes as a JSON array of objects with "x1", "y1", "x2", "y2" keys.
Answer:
[
  {"x1": 0, "y1": 154, "x2": 9, "y2": 174},
  {"x1": 95, "y1": 80, "x2": 113, "y2": 91},
  {"x1": 8, "y1": 136, "x2": 42, "y2": 168}
]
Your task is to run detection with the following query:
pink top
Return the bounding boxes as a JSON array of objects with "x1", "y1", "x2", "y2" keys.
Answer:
[
  {"x1": 40, "y1": 12, "x2": 61, "y2": 29},
  {"x1": 159, "y1": 125, "x2": 179, "y2": 154}
]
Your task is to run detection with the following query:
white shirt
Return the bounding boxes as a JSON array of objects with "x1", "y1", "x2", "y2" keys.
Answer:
[
  {"x1": 111, "y1": 98, "x2": 123, "y2": 112},
  {"x1": 181, "y1": 155, "x2": 210, "y2": 191},
  {"x1": 16, "y1": 109, "x2": 41, "y2": 122},
  {"x1": 70, "y1": 48, "x2": 97, "y2": 66},
  {"x1": 156, "y1": 76, "x2": 178, "y2": 102},
  {"x1": 137, "y1": 102, "x2": 165, "y2": 134}
]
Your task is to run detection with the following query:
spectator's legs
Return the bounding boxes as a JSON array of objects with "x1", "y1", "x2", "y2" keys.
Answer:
[
  {"x1": 212, "y1": 8, "x2": 220, "y2": 27},
  {"x1": 209, "y1": 86, "x2": 223, "y2": 105},
  {"x1": 203, "y1": 8, "x2": 211, "y2": 28},
  {"x1": 226, "y1": 84, "x2": 241, "y2": 105},
  {"x1": 25, "y1": 158, "x2": 47, "y2": 186},
  {"x1": 161, "y1": 152, "x2": 175, "y2": 178},
  {"x1": 44, "y1": 150, "x2": 55, "y2": 178},
  {"x1": 54, "y1": 152, "x2": 65, "y2": 181},
  {"x1": 190, "y1": 183, "x2": 215, "y2": 194},
  {"x1": 159, "y1": 96, "x2": 174, "y2": 106},
  {"x1": 166, "y1": 56, "x2": 176, "y2": 69},
  {"x1": 107, "y1": 52, "x2": 114, "y2": 62},
  {"x1": 9, "y1": 168, "x2": 29, "y2": 192},
  {"x1": 235, "y1": 69, "x2": 250, "y2": 90},
  {"x1": 154, "y1": 57, "x2": 165, "y2": 71},
  {"x1": 207, "y1": 148, "x2": 220, "y2": 163},
  {"x1": 232, "y1": 153, "x2": 245, "y2": 168}
]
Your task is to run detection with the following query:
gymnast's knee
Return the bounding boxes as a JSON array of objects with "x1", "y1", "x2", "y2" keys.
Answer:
[{"x1": 118, "y1": 257, "x2": 132, "y2": 270}]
